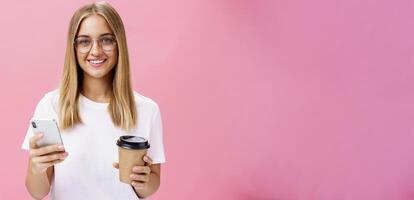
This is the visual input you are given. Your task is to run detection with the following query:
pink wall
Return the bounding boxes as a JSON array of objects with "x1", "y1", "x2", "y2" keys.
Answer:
[{"x1": 0, "y1": 0, "x2": 413, "y2": 199}]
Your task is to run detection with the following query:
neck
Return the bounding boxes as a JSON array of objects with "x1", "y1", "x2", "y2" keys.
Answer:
[{"x1": 81, "y1": 73, "x2": 113, "y2": 103}]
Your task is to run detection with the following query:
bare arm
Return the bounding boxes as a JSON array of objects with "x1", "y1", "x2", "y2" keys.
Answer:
[
  {"x1": 25, "y1": 133, "x2": 67, "y2": 200},
  {"x1": 25, "y1": 164, "x2": 53, "y2": 200}
]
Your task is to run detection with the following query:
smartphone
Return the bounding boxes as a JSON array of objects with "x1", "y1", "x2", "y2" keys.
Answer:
[{"x1": 31, "y1": 118, "x2": 64, "y2": 147}]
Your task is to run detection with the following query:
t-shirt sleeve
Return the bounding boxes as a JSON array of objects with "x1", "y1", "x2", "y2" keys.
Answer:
[
  {"x1": 21, "y1": 125, "x2": 33, "y2": 150},
  {"x1": 147, "y1": 104, "x2": 166, "y2": 164},
  {"x1": 21, "y1": 95, "x2": 51, "y2": 150}
]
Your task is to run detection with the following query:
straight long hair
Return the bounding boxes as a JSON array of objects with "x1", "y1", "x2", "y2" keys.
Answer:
[{"x1": 59, "y1": 1, "x2": 137, "y2": 131}]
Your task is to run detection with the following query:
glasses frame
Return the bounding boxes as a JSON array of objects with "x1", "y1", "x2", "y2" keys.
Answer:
[{"x1": 74, "y1": 35, "x2": 118, "y2": 54}]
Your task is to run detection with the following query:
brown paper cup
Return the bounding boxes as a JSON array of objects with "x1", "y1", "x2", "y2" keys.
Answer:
[{"x1": 116, "y1": 136, "x2": 150, "y2": 184}]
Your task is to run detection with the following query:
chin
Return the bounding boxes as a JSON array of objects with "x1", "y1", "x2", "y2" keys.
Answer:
[{"x1": 85, "y1": 70, "x2": 112, "y2": 79}]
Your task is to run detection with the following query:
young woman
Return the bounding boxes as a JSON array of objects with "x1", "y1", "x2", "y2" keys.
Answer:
[{"x1": 21, "y1": 2, "x2": 165, "y2": 199}]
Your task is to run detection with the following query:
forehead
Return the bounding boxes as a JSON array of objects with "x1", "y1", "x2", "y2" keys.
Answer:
[{"x1": 77, "y1": 14, "x2": 113, "y2": 37}]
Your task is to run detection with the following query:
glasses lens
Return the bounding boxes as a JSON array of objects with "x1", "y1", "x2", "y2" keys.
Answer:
[
  {"x1": 75, "y1": 38, "x2": 92, "y2": 53},
  {"x1": 100, "y1": 36, "x2": 117, "y2": 51}
]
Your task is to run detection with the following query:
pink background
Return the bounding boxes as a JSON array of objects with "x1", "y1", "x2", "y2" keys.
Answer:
[{"x1": 0, "y1": 0, "x2": 413, "y2": 199}]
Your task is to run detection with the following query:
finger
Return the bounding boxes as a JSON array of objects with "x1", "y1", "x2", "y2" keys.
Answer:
[
  {"x1": 29, "y1": 133, "x2": 43, "y2": 149},
  {"x1": 132, "y1": 166, "x2": 151, "y2": 175},
  {"x1": 143, "y1": 155, "x2": 153, "y2": 166},
  {"x1": 37, "y1": 159, "x2": 64, "y2": 170},
  {"x1": 112, "y1": 162, "x2": 119, "y2": 169},
  {"x1": 131, "y1": 181, "x2": 145, "y2": 189},
  {"x1": 32, "y1": 152, "x2": 68, "y2": 163},
  {"x1": 30, "y1": 144, "x2": 65, "y2": 157},
  {"x1": 130, "y1": 174, "x2": 149, "y2": 183},
  {"x1": 32, "y1": 153, "x2": 67, "y2": 164}
]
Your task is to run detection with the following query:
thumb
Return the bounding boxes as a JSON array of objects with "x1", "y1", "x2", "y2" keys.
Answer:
[{"x1": 112, "y1": 162, "x2": 119, "y2": 169}]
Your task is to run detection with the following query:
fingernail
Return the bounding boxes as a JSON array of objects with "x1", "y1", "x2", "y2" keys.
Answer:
[{"x1": 58, "y1": 145, "x2": 65, "y2": 150}]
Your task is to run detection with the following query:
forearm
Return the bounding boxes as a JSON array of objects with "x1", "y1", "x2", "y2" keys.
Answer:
[
  {"x1": 134, "y1": 172, "x2": 160, "y2": 198},
  {"x1": 25, "y1": 161, "x2": 51, "y2": 200}
]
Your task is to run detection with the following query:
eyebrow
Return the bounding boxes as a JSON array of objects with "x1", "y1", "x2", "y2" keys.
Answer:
[{"x1": 76, "y1": 33, "x2": 115, "y2": 38}]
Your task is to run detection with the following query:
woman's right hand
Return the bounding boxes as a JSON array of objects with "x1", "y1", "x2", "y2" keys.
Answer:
[{"x1": 28, "y1": 133, "x2": 68, "y2": 174}]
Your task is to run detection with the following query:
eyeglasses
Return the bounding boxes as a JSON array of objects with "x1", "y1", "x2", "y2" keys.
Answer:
[{"x1": 74, "y1": 35, "x2": 117, "y2": 54}]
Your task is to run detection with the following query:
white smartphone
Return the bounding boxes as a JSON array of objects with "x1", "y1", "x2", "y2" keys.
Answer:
[{"x1": 31, "y1": 118, "x2": 64, "y2": 147}]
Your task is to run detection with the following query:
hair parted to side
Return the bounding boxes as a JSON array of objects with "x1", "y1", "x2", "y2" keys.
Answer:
[{"x1": 59, "y1": 1, "x2": 137, "y2": 131}]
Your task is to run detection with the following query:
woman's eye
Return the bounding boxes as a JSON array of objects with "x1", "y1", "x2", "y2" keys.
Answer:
[
  {"x1": 102, "y1": 38, "x2": 114, "y2": 44},
  {"x1": 78, "y1": 39, "x2": 91, "y2": 46}
]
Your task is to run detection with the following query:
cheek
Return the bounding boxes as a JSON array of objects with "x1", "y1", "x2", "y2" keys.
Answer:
[
  {"x1": 108, "y1": 51, "x2": 118, "y2": 66},
  {"x1": 76, "y1": 53, "x2": 87, "y2": 66}
]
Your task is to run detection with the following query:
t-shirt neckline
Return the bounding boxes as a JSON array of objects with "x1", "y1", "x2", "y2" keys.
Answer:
[{"x1": 79, "y1": 93, "x2": 109, "y2": 109}]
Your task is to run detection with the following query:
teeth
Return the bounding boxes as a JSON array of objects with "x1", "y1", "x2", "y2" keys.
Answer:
[{"x1": 89, "y1": 60, "x2": 105, "y2": 64}]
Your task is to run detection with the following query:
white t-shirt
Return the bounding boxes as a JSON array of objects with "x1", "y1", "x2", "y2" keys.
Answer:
[{"x1": 21, "y1": 90, "x2": 166, "y2": 200}]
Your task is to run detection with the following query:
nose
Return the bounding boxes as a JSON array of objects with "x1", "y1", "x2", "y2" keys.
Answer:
[{"x1": 89, "y1": 40, "x2": 103, "y2": 56}]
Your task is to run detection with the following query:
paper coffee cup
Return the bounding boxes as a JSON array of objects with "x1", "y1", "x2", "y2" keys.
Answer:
[{"x1": 116, "y1": 135, "x2": 150, "y2": 184}]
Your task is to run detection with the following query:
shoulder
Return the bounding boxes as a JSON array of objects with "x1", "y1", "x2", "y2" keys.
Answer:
[
  {"x1": 32, "y1": 89, "x2": 60, "y2": 117},
  {"x1": 133, "y1": 91, "x2": 160, "y2": 113},
  {"x1": 38, "y1": 89, "x2": 60, "y2": 106},
  {"x1": 43, "y1": 89, "x2": 60, "y2": 100}
]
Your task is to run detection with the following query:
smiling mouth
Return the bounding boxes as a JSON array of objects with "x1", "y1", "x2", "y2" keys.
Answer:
[{"x1": 88, "y1": 59, "x2": 107, "y2": 68}]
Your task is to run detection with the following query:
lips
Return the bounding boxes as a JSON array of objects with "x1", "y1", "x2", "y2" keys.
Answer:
[{"x1": 87, "y1": 59, "x2": 107, "y2": 68}]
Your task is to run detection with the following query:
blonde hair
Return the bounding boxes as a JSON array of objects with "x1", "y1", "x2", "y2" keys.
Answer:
[{"x1": 59, "y1": 1, "x2": 137, "y2": 131}]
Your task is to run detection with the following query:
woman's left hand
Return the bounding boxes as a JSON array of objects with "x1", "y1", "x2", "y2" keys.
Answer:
[
  {"x1": 130, "y1": 155, "x2": 153, "y2": 189},
  {"x1": 113, "y1": 155, "x2": 153, "y2": 189}
]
